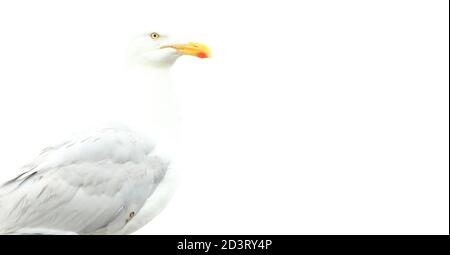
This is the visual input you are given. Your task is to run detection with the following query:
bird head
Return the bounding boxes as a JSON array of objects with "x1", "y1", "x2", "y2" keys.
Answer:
[{"x1": 129, "y1": 31, "x2": 211, "y2": 68}]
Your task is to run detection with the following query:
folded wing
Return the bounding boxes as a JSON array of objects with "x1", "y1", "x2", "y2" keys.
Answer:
[{"x1": 0, "y1": 127, "x2": 168, "y2": 234}]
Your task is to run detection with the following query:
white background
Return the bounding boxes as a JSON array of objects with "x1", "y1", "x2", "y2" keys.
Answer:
[{"x1": 0, "y1": 0, "x2": 448, "y2": 234}]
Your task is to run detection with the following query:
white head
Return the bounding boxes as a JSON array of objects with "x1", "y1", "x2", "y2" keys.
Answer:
[{"x1": 129, "y1": 31, "x2": 211, "y2": 68}]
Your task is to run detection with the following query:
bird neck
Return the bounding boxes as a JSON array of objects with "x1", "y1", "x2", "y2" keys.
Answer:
[{"x1": 124, "y1": 65, "x2": 180, "y2": 152}]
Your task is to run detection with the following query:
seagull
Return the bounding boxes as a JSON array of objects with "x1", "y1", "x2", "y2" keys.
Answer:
[{"x1": 0, "y1": 31, "x2": 211, "y2": 235}]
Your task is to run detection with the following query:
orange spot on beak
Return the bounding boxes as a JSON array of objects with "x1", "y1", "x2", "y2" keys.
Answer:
[{"x1": 196, "y1": 52, "x2": 208, "y2": 58}]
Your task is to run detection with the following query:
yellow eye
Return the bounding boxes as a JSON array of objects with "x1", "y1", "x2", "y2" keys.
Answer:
[{"x1": 150, "y1": 32, "x2": 160, "y2": 39}]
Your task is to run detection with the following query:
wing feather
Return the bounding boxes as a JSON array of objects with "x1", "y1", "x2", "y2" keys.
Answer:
[{"x1": 0, "y1": 127, "x2": 168, "y2": 234}]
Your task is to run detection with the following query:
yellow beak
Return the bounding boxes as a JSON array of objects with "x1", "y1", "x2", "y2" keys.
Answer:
[{"x1": 161, "y1": 42, "x2": 211, "y2": 58}]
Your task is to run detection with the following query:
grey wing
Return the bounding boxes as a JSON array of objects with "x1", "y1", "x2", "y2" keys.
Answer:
[{"x1": 0, "y1": 127, "x2": 168, "y2": 234}]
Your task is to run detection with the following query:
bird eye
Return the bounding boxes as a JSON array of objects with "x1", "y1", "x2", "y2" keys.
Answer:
[{"x1": 150, "y1": 32, "x2": 160, "y2": 39}]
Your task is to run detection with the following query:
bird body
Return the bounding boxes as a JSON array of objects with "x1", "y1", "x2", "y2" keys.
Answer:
[
  {"x1": 0, "y1": 126, "x2": 170, "y2": 234},
  {"x1": 0, "y1": 31, "x2": 210, "y2": 234}
]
